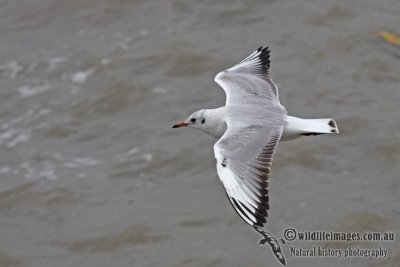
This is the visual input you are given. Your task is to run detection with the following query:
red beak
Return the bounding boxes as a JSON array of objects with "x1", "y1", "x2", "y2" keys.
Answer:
[{"x1": 172, "y1": 122, "x2": 189, "y2": 128}]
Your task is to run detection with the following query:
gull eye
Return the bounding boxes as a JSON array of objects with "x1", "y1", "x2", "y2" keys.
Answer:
[{"x1": 190, "y1": 118, "x2": 196, "y2": 123}]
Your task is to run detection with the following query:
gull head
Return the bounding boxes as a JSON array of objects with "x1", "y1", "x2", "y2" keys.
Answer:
[
  {"x1": 172, "y1": 110, "x2": 206, "y2": 130},
  {"x1": 172, "y1": 108, "x2": 226, "y2": 139}
]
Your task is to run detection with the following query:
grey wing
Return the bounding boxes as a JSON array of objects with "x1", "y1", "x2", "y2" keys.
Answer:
[
  {"x1": 213, "y1": 46, "x2": 287, "y2": 227},
  {"x1": 214, "y1": 46, "x2": 281, "y2": 107},
  {"x1": 214, "y1": 120, "x2": 283, "y2": 228}
]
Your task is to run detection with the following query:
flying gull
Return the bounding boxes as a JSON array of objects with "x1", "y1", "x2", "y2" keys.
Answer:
[{"x1": 172, "y1": 46, "x2": 339, "y2": 265}]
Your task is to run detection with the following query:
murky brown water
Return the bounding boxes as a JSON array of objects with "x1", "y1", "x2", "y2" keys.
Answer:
[{"x1": 0, "y1": 0, "x2": 399, "y2": 266}]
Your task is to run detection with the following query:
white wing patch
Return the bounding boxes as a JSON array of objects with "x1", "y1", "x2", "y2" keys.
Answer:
[
  {"x1": 217, "y1": 162, "x2": 258, "y2": 225},
  {"x1": 214, "y1": 126, "x2": 283, "y2": 228},
  {"x1": 214, "y1": 46, "x2": 279, "y2": 105}
]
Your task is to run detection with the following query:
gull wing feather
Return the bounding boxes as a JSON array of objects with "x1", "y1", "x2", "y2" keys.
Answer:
[
  {"x1": 214, "y1": 123, "x2": 283, "y2": 228},
  {"x1": 212, "y1": 46, "x2": 287, "y2": 228},
  {"x1": 214, "y1": 46, "x2": 281, "y2": 106}
]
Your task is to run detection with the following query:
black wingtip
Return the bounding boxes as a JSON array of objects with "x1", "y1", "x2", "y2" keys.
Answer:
[{"x1": 258, "y1": 46, "x2": 271, "y2": 70}]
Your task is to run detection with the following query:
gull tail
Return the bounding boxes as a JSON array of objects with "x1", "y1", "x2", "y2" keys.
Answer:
[{"x1": 282, "y1": 116, "x2": 339, "y2": 141}]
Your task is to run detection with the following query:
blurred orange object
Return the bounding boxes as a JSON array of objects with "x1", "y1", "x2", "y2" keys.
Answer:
[{"x1": 379, "y1": 31, "x2": 400, "y2": 46}]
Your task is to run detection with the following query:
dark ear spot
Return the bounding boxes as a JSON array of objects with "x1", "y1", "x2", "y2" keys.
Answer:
[{"x1": 201, "y1": 118, "x2": 206, "y2": 124}]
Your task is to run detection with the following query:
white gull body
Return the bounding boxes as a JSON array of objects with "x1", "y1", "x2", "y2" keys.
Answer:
[
  {"x1": 173, "y1": 47, "x2": 339, "y2": 265},
  {"x1": 195, "y1": 108, "x2": 337, "y2": 141}
]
